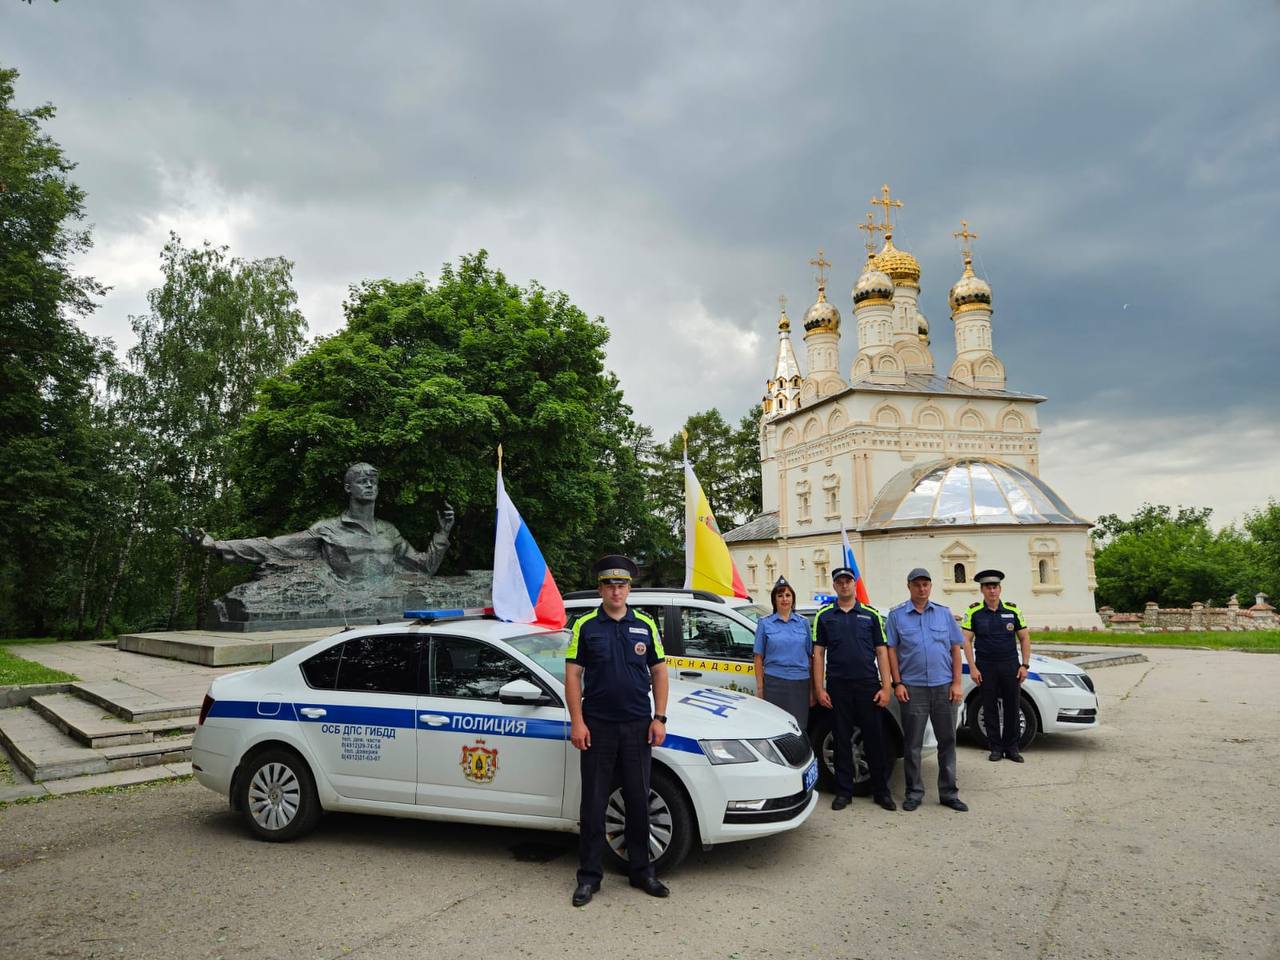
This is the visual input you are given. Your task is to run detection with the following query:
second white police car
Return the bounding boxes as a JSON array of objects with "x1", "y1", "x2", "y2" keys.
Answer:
[{"x1": 191, "y1": 611, "x2": 818, "y2": 872}]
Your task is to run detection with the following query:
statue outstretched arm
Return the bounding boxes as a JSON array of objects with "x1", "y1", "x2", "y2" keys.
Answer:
[
  {"x1": 394, "y1": 503, "x2": 454, "y2": 576},
  {"x1": 176, "y1": 526, "x2": 324, "y2": 566}
]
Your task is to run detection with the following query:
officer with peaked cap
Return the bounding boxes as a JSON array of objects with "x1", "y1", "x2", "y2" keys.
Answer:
[
  {"x1": 811, "y1": 567, "x2": 895, "y2": 811},
  {"x1": 961, "y1": 569, "x2": 1032, "y2": 761},
  {"x1": 752, "y1": 575, "x2": 812, "y2": 728},
  {"x1": 564, "y1": 555, "x2": 670, "y2": 906}
]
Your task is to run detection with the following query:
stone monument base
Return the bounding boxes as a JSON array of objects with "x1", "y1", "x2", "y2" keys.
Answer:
[
  {"x1": 206, "y1": 569, "x2": 493, "y2": 633},
  {"x1": 116, "y1": 627, "x2": 337, "y2": 666}
]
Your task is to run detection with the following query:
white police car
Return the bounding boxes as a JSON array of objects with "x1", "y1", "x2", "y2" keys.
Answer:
[
  {"x1": 191, "y1": 612, "x2": 818, "y2": 873},
  {"x1": 960, "y1": 652, "x2": 1100, "y2": 749}
]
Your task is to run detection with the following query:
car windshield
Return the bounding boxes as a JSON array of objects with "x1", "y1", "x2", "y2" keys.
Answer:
[{"x1": 506, "y1": 630, "x2": 572, "y2": 683}]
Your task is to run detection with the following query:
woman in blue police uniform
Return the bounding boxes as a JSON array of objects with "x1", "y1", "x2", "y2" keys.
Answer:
[
  {"x1": 753, "y1": 576, "x2": 812, "y2": 728},
  {"x1": 961, "y1": 569, "x2": 1032, "y2": 762},
  {"x1": 811, "y1": 567, "x2": 896, "y2": 811},
  {"x1": 564, "y1": 555, "x2": 670, "y2": 907}
]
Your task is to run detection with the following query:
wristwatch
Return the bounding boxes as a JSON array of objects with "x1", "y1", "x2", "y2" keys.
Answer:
[
  {"x1": 892, "y1": 681, "x2": 905, "y2": 688},
  {"x1": 1020, "y1": 662, "x2": 1030, "y2": 669},
  {"x1": 654, "y1": 714, "x2": 668, "y2": 723}
]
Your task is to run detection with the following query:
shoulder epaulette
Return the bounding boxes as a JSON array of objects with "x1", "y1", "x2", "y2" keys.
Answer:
[
  {"x1": 968, "y1": 600, "x2": 983, "y2": 609},
  {"x1": 1003, "y1": 601, "x2": 1021, "y2": 610}
]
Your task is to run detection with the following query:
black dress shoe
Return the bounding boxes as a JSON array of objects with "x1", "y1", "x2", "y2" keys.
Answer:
[
  {"x1": 874, "y1": 795, "x2": 897, "y2": 811},
  {"x1": 988, "y1": 749, "x2": 1003, "y2": 761},
  {"x1": 1005, "y1": 751, "x2": 1025, "y2": 763},
  {"x1": 571, "y1": 882, "x2": 599, "y2": 907},
  {"x1": 629, "y1": 876, "x2": 670, "y2": 898},
  {"x1": 940, "y1": 797, "x2": 969, "y2": 812},
  {"x1": 831, "y1": 795, "x2": 852, "y2": 810},
  {"x1": 902, "y1": 797, "x2": 921, "y2": 811}
]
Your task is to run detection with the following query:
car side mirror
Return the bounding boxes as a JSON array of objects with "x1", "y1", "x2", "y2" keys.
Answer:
[{"x1": 498, "y1": 679, "x2": 551, "y2": 705}]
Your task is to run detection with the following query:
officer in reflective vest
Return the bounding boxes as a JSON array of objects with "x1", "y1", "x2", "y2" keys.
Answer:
[
  {"x1": 961, "y1": 569, "x2": 1031, "y2": 762},
  {"x1": 565, "y1": 554, "x2": 670, "y2": 907}
]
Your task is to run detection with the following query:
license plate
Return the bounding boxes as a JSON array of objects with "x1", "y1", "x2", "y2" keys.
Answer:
[{"x1": 803, "y1": 759, "x2": 818, "y2": 792}]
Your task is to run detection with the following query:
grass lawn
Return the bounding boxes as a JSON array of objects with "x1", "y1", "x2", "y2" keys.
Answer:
[
  {"x1": 0, "y1": 647, "x2": 77, "y2": 685},
  {"x1": 1037, "y1": 629, "x2": 1280, "y2": 653}
]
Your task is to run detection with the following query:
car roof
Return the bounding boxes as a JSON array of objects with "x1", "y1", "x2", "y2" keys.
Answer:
[
  {"x1": 564, "y1": 590, "x2": 758, "y2": 606},
  {"x1": 338, "y1": 618, "x2": 565, "y2": 644}
]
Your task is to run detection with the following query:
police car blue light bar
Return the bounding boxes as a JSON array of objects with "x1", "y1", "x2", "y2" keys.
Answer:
[{"x1": 404, "y1": 607, "x2": 496, "y2": 621}]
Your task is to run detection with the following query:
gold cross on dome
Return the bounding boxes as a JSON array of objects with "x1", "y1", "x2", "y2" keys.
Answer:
[
  {"x1": 953, "y1": 220, "x2": 979, "y2": 261},
  {"x1": 809, "y1": 249, "x2": 831, "y2": 288},
  {"x1": 778, "y1": 293, "x2": 787, "y2": 313},
  {"x1": 871, "y1": 183, "x2": 903, "y2": 232},
  {"x1": 858, "y1": 212, "x2": 883, "y2": 257}
]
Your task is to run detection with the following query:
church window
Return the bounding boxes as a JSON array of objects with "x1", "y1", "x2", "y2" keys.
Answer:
[
  {"x1": 813, "y1": 548, "x2": 828, "y2": 587},
  {"x1": 939, "y1": 540, "x2": 977, "y2": 594},
  {"x1": 1001, "y1": 410, "x2": 1025, "y2": 433},
  {"x1": 822, "y1": 474, "x2": 840, "y2": 519},
  {"x1": 915, "y1": 405, "x2": 945, "y2": 430},
  {"x1": 795, "y1": 480, "x2": 812, "y2": 523},
  {"x1": 959, "y1": 409, "x2": 984, "y2": 431},
  {"x1": 781, "y1": 427, "x2": 798, "y2": 449},
  {"x1": 746, "y1": 555, "x2": 758, "y2": 589},
  {"x1": 764, "y1": 555, "x2": 776, "y2": 583},
  {"x1": 873, "y1": 403, "x2": 901, "y2": 427},
  {"x1": 802, "y1": 417, "x2": 821, "y2": 442},
  {"x1": 1028, "y1": 537, "x2": 1062, "y2": 594}
]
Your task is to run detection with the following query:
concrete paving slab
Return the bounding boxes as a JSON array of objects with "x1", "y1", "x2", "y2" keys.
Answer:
[
  {"x1": 116, "y1": 627, "x2": 332, "y2": 666},
  {"x1": 72, "y1": 679, "x2": 198, "y2": 722},
  {"x1": 29, "y1": 693, "x2": 152, "y2": 747},
  {"x1": 41, "y1": 761, "x2": 192, "y2": 796}
]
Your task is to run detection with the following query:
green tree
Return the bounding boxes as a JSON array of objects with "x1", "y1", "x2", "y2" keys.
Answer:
[
  {"x1": 1241, "y1": 500, "x2": 1280, "y2": 602},
  {"x1": 1092, "y1": 503, "x2": 1254, "y2": 610},
  {"x1": 0, "y1": 66, "x2": 110, "y2": 636},
  {"x1": 232, "y1": 251, "x2": 650, "y2": 590},
  {"x1": 125, "y1": 234, "x2": 307, "y2": 627}
]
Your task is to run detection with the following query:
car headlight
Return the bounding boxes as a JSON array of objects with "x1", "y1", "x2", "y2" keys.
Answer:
[
  {"x1": 746, "y1": 738, "x2": 786, "y2": 765},
  {"x1": 699, "y1": 739, "x2": 757, "y2": 765},
  {"x1": 1038, "y1": 673, "x2": 1074, "y2": 688}
]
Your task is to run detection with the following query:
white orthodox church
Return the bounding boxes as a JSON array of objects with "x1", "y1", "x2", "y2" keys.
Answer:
[{"x1": 724, "y1": 187, "x2": 1101, "y2": 628}]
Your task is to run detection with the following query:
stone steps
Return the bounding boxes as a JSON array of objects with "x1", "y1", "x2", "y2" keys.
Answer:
[
  {"x1": 28, "y1": 692, "x2": 196, "y2": 747},
  {"x1": 71, "y1": 679, "x2": 200, "y2": 722}
]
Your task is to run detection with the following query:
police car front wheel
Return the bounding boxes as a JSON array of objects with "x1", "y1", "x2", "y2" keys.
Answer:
[
  {"x1": 603, "y1": 767, "x2": 694, "y2": 875},
  {"x1": 967, "y1": 695, "x2": 1039, "y2": 750},
  {"x1": 238, "y1": 747, "x2": 322, "y2": 842}
]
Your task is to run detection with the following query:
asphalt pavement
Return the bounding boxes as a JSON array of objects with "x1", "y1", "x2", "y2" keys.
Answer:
[{"x1": 1, "y1": 647, "x2": 1276, "y2": 960}]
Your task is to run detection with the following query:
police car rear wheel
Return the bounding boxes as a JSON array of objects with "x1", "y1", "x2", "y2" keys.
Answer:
[
  {"x1": 603, "y1": 767, "x2": 693, "y2": 875},
  {"x1": 239, "y1": 748, "x2": 321, "y2": 842},
  {"x1": 813, "y1": 718, "x2": 894, "y2": 797},
  {"x1": 969, "y1": 696, "x2": 1039, "y2": 750}
]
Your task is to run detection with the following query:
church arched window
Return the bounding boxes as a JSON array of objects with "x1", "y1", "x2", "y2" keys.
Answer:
[
  {"x1": 954, "y1": 563, "x2": 967, "y2": 584},
  {"x1": 1038, "y1": 559, "x2": 1049, "y2": 584}
]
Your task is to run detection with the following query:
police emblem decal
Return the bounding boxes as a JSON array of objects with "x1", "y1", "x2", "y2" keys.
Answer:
[
  {"x1": 1006, "y1": 622, "x2": 1015, "y2": 631},
  {"x1": 634, "y1": 641, "x2": 647, "y2": 655},
  {"x1": 460, "y1": 739, "x2": 498, "y2": 783}
]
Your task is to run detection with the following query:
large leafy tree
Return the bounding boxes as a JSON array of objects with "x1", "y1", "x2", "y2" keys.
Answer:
[
  {"x1": 1092, "y1": 503, "x2": 1256, "y2": 610},
  {"x1": 0, "y1": 66, "x2": 110, "y2": 636},
  {"x1": 232, "y1": 251, "x2": 652, "y2": 590},
  {"x1": 123, "y1": 234, "x2": 308, "y2": 627}
]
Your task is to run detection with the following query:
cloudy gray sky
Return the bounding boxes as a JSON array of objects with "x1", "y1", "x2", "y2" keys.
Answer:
[{"x1": 6, "y1": 1, "x2": 1278, "y2": 525}]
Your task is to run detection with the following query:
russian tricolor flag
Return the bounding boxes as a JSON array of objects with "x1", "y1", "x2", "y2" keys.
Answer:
[
  {"x1": 840, "y1": 523, "x2": 871, "y2": 605},
  {"x1": 493, "y1": 466, "x2": 566, "y2": 628}
]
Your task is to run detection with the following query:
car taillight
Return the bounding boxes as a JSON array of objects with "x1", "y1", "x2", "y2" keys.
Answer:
[{"x1": 198, "y1": 694, "x2": 214, "y2": 726}]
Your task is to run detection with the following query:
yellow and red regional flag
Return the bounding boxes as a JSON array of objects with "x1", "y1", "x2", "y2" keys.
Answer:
[{"x1": 684, "y1": 460, "x2": 749, "y2": 599}]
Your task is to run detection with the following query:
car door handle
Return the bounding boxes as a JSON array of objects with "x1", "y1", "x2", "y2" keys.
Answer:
[
  {"x1": 299, "y1": 707, "x2": 326, "y2": 718},
  {"x1": 679, "y1": 670, "x2": 703, "y2": 678},
  {"x1": 419, "y1": 714, "x2": 450, "y2": 726}
]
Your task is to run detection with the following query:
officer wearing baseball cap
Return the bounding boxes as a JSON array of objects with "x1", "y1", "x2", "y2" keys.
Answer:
[
  {"x1": 564, "y1": 555, "x2": 670, "y2": 906},
  {"x1": 961, "y1": 569, "x2": 1031, "y2": 762},
  {"x1": 811, "y1": 566, "x2": 895, "y2": 811}
]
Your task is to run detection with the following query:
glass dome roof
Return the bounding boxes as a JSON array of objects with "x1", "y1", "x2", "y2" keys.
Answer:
[{"x1": 862, "y1": 458, "x2": 1087, "y2": 530}]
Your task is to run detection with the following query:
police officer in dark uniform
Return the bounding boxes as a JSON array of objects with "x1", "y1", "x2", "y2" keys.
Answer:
[
  {"x1": 960, "y1": 569, "x2": 1031, "y2": 762},
  {"x1": 564, "y1": 555, "x2": 670, "y2": 907},
  {"x1": 811, "y1": 566, "x2": 896, "y2": 811}
]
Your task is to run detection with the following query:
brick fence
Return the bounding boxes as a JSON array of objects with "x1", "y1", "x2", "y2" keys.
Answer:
[{"x1": 1098, "y1": 593, "x2": 1277, "y2": 632}]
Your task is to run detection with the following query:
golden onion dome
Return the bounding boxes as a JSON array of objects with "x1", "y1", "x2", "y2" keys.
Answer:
[
  {"x1": 852, "y1": 264, "x2": 894, "y2": 306},
  {"x1": 803, "y1": 287, "x2": 841, "y2": 333},
  {"x1": 949, "y1": 259, "x2": 993, "y2": 313},
  {"x1": 871, "y1": 235, "x2": 921, "y2": 288}
]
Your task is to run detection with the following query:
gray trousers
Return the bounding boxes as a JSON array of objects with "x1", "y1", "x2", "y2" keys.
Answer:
[{"x1": 902, "y1": 684, "x2": 959, "y2": 803}]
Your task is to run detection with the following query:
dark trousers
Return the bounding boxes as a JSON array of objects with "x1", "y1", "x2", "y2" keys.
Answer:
[
  {"x1": 577, "y1": 717, "x2": 653, "y2": 886},
  {"x1": 829, "y1": 677, "x2": 890, "y2": 800},
  {"x1": 902, "y1": 684, "x2": 959, "y2": 803},
  {"x1": 979, "y1": 658, "x2": 1022, "y2": 753}
]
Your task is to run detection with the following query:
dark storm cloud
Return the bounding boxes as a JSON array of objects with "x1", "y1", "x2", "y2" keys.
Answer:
[{"x1": 3, "y1": 0, "x2": 1277, "y2": 444}]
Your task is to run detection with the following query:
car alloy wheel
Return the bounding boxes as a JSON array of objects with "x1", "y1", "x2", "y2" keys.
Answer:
[
  {"x1": 238, "y1": 747, "x2": 321, "y2": 842},
  {"x1": 603, "y1": 768, "x2": 694, "y2": 873}
]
